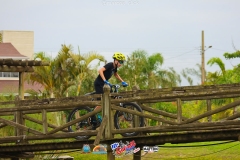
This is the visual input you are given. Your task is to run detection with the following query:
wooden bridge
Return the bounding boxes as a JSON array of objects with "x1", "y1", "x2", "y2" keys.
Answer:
[{"x1": 1, "y1": 83, "x2": 240, "y2": 160}]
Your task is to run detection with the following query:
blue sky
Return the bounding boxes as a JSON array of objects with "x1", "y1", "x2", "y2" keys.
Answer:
[{"x1": 1, "y1": 0, "x2": 239, "y2": 85}]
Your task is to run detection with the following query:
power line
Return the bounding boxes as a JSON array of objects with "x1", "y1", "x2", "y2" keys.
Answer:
[{"x1": 164, "y1": 49, "x2": 199, "y2": 60}]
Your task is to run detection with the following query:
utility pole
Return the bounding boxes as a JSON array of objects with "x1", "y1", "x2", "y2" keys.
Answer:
[
  {"x1": 201, "y1": 30, "x2": 212, "y2": 85},
  {"x1": 201, "y1": 30, "x2": 205, "y2": 85}
]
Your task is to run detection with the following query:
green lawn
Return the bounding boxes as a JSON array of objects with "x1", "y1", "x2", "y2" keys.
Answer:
[{"x1": 37, "y1": 141, "x2": 240, "y2": 160}]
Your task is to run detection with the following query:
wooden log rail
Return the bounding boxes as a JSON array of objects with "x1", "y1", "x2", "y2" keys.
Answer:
[
  {"x1": 111, "y1": 120, "x2": 240, "y2": 134},
  {"x1": 0, "y1": 83, "x2": 240, "y2": 157},
  {"x1": 0, "y1": 101, "x2": 101, "y2": 113},
  {"x1": 0, "y1": 59, "x2": 49, "y2": 66},
  {"x1": 0, "y1": 66, "x2": 34, "y2": 72},
  {"x1": 111, "y1": 87, "x2": 240, "y2": 103}
]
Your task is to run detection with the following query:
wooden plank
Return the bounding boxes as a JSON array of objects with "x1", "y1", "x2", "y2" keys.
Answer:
[
  {"x1": 47, "y1": 107, "x2": 102, "y2": 134},
  {"x1": 139, "y1": 103, "x2": 190, "y2": 121},
  {"x1": 112, "y1": 120, "x2": 240, "y2": 134},
  {"x1": 177, "y1": 98, "x2": 182, "y2": 123},
  {"x1": 111, "y1": 105, "x2": 178, "y2": 125},
  {"x1": 0, "y1": 58, "x2": 49, "y2": 66},
  {"x1": 0, "y1": 101, "x2": 100, "y2": 113},
  {"x1": 0, "y1": 66, "x2": 34, "y2": 72},
  {"x1": 0, "y1": 117, "x2": 43, "y2": 135},
  {"x1": 42, "y1": 109, "x2": 48, "y2": 134},
  {"x1": 102, "y1": 85, "x2": 112, "y2": 139},
  {"x1": 130, "y1": 93, "x2": 240, "y2": 102},
  {"x1": 102, "y1": 85, "x2": 115, "y2": 160},
  {"x1": 94, "y1": 116, "x2": 107, "y2": 146},
  {"x1": 23, "y1": 115, "x2": 68, "y2": 132},
  {"x1": 0, "y1": 130, "x2": 98, "y2": 143},
  {"x1": 19, "y1": 72, "x2": 24, "y2": 100},
  {"x1": 181, "y1": 99, "x2": 240, "y2": 124},
  {"x1": 207, "y1": 99, "x2": 212, "y2": 122},
  {"x1": 111, "y1": 88, "x2": 240, "y2": 104},
  {"x1": 133, "y1": 83, "x2": 240, "y2": 94},
  {"x1": 226, "y1": 112, "x2": 240, "y2": 120}
]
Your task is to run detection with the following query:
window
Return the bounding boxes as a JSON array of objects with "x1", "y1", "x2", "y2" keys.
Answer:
[
  {"x1": 3, "y1": 72, "x2": 10, "y2": 77},
  {"x1": 12, "y1": 72, "x2": 19, "y2": 77},
  {"x1": 0, "y1": 72, "x2": 19, "y2": 78}
]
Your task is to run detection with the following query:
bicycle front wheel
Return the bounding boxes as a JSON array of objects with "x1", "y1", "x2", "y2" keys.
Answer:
[
  {"x1": 114, "y1": 102, "x2": 144, "y2": 137},
  {"x1": 67, "y1": 106, "x2": 93, "y2": 140}
]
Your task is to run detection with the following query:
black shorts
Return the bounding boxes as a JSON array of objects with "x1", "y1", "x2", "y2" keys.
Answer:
[{"x1": 94, "y1": 80, "x2": 104, "y2": 94}]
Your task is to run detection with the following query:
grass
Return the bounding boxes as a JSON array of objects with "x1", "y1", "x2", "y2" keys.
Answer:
[
  {"x1": 49, "y1": 141, "x2": 240, "y2": 160},
  {"x1": 139, "y1": 141, "x2": 240, "y2": 160}
]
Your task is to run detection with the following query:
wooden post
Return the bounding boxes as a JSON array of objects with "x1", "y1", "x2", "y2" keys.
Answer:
[
  {"x1": 132, "y1": 86, "x2": 140, "y2": 129},
  {"x1": 15, "y1": 95, "x2": 27, "y2": 144},
  {"x1": 94, "y1": 116, "x2": 107, "y2": 146},
  {"x1": 132, "y1": 85, "x2": 142, "y2": 160},
  {"x1": 17, "y1": 71, "x2": 25, "y2": 143},
  {"x1": 42, "y1": 109, "x2": 48, "y2": 134},
  {"x1": 19, "y1": 72, "x2": 24, "y2": 100},
  {"x1": 207, "y1": 99, "x2": 212, "y2": 122},
  {"x1": 177, "y1": 98, "x2": 182, "y2": 123},
  {"x1": 133, "y1": 147, "x2": 142, "y2": 160},
  {"x1": 15, "y1": 96, "x2": 22, "y2": 136},
  {"x1": 102, "y1": 84, "x2": 114, "y2": 160}
]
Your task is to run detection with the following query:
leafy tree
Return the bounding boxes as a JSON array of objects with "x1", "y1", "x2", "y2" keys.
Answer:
[
  {"x1": 224, "y1": 50, "x2": 240, "y2": 59},
  {"x1": 205, "y1": 53, "x2": 240, "y2": 119},
  {"x1": 117, "y1": 50, "x2": 181, "y2": 89},
  {"x1": 28, "y1": 52, "x2": 56, "y2": 98},
  {"x1": 68, "y1": 49, "x2": 105, "y2": 96},
  {"x1": 53, "y1": 44, "x2": 75, "y2": 97},
  {"x1": 28, "y1": 44, "x2": 105, "y2": 98}
]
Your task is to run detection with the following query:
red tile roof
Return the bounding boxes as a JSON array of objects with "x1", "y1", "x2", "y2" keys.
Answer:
[{"x1": 0, "y1": 43, "x2": 28, "y2": 59}]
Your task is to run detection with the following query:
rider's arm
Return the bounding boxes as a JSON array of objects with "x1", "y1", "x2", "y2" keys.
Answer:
[
  {"x1": 98, "y1": 67, "x2": 107, "y2": 81},
  {"x1": 114, "y1": 72, "x2": 124, "y2": 82}
]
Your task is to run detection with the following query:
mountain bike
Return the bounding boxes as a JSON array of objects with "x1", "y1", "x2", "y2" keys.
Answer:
[{"x1": 67, "y1": 84, "x2": 144, "y2": 140}]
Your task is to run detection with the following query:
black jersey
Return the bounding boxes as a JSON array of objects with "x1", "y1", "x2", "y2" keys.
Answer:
[{"x1": 95, "y1": 62, "x2": 117, "y2": 84}]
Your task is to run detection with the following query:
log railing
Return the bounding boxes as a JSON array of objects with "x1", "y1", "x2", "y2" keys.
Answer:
[{"x1": 0, "y1": 83, "x2": 240, "y2": 157}]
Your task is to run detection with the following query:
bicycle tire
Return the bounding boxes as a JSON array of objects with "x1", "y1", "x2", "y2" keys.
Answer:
[
  {"x1": 114, "y1": 102, "x2": 144, "y2": 137},
  {"x1": 67, "y1": 106, "x2": 93, "y2": 140}
]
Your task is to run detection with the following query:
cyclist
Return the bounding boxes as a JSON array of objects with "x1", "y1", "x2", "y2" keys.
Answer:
[
  {"x1": 94, "y1": 52, "x2": 128, "y2": 94},
  {"x1": 91, "y1": 52, "x2": 128, "y2": 129}
]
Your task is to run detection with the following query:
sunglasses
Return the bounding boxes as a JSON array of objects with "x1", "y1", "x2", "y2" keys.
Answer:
[{"x1": 119, "y1": 60, "x2": 124, "y2": 64}]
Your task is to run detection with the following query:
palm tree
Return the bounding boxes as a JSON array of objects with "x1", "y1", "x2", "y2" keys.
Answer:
[
  {"x1": 53, "y1": 44, "x2": 76, "y2": 97},
  {"x1": 69, "y1": 49, "x2": 105, "y2": 96},
  {"x1": 206, "y1": 57, "x2": 227, "y2": 84},
  {"x1": 28, "y1": 52, "x2": 56, "y2": 98},
  {"x1": 29, "y1": 45, "x2": 105, "y2": 98},
  {"x1": 181, "y1": 64, "x2": 201, "y2": 86},
  {"x1": 118, "y1": 50, "x2": 181, "y2": 89},
  {"x1": 206, "y1": 56, "x2": 240, "y2": 119}
]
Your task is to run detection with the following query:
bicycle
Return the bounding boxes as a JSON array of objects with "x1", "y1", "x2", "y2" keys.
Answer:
[{"x1": 67, "y1": 84, "x2": 144, "y2": 140}]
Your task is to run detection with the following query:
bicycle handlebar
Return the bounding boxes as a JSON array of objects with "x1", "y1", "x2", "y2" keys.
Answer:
[{"x1": 110, "y1": 84, "x2": 125, "y2": 93}]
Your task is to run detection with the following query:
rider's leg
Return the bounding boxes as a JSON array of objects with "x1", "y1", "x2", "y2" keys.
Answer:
[
  {"x1": 92, "y1": 83, "x2": 103, "y2": 129},
  {"x1": 91, "y1": 105, "x2": 102, "y2": 129}
]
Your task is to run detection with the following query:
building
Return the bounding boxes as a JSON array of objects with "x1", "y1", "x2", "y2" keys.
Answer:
[
  {"x1": 0, "y1": 30, "x2": 34, "y2": 59},
  {"x1": 0, "y1": 30, "x2": 43, "y2": 96}
]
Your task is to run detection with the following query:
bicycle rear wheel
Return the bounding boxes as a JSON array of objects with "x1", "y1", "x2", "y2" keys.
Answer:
[
  {"x1": 114, "y1": 102, "x2": 144, "y2": 137},
  {"x1": 67, "y1": 106, "x2": 93, "y2": 140}
]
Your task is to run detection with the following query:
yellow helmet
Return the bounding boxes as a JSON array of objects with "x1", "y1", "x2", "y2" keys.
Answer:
[{"x1": 112, "y1": 52, "x2": 126, "y2": 61}]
